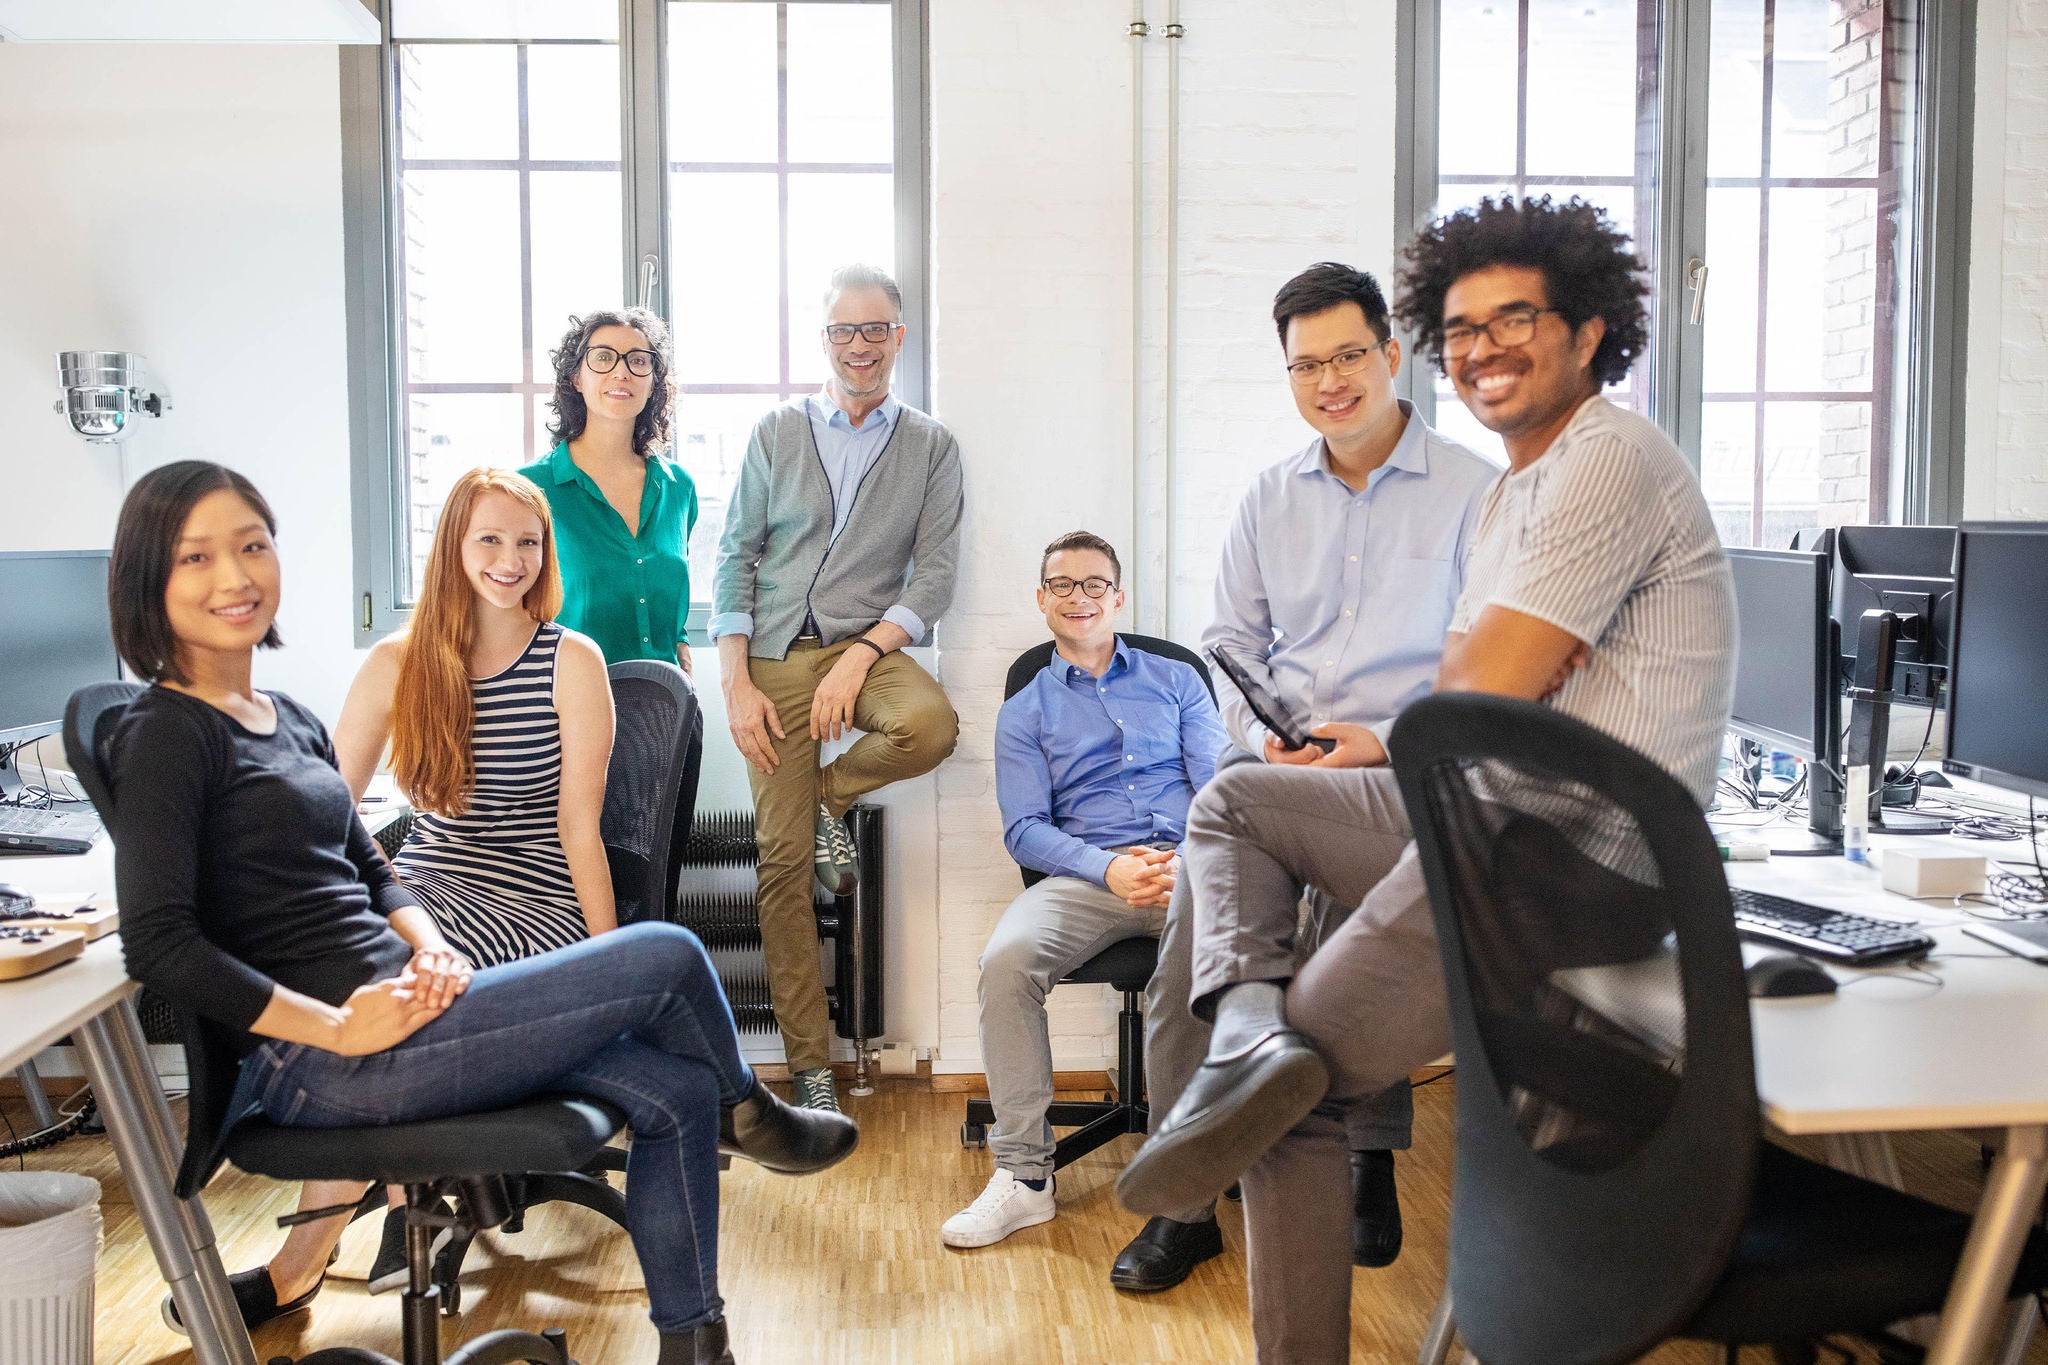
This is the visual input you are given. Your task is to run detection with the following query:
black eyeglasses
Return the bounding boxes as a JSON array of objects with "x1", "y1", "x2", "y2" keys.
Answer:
[
  {"x1": 1043, "y1": 576, "x2": 1116, "y2": 599},
  {"x1": 1441, "y1": 307, "x2": 1564, "y2": 359},
  {"x1": 825, "y1": 321, "x2": 899, "y2": 345},
  {"x1": 1285, "y1": 339, "x2": 1392, "y2": 386},
  {"x1": 584, "y1": 346, "x2": 659, "y2": 377}
]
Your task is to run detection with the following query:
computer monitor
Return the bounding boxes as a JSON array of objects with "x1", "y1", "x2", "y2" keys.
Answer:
[
  {"x1": 1944, "y1": 523, "x2": 2048, "y2": 802},
  {"x1": 1727, "y1": 547, "x2": 1834, "y2": 759},
  {"x1": 1831, "y1": 525, "x2": 1956, "y2": 697},
  {"x1": 0, "y1": 550, "x2": 120, "y2": 751}
]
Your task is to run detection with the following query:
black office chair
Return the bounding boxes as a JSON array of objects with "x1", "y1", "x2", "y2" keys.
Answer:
[
  {"x1": 1388, "y1": 692, "x2": 2048, "y2": 1365},
  {"x1": 960, "y1": 635, "x2": 1214, "y2": 1169},
  {"x1": 430, "y1": 661, "x2": 704, "y2": 1297},
  {"x1": 64, "y1": 681, "x2": 615, "y2": 1365}
]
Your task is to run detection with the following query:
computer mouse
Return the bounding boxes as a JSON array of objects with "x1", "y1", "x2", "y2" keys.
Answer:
[
  {"x1": 0, "y1": 882, "x2": 30, "y2": 904},
  {"x1": 1918, "y1": 770, "x2": 1953, "y2": 788},
  {"x1": 1745, "y1": 952, "x2": 1839, "y2": 999}
]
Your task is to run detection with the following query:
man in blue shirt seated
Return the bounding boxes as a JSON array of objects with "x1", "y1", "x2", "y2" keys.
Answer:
[{"x1": 941, "y1": 530, "x2": 1228, "y2": 1250}]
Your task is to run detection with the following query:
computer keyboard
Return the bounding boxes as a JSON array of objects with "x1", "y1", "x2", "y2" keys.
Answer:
[
  {"x1": 1730, "y1": 887, "x2": 1936, "y2": 965},
  {"x1": 0, "y1": 808, "x2": 60, "y2": 834}
]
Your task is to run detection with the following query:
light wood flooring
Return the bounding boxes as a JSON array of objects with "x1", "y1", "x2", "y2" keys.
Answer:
[{"x1": 7, "y1": 1072, "x2": 2043, "y2": 1364}]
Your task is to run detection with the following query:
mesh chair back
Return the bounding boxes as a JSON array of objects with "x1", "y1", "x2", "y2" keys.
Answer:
[
  {"x1": 63, "y1": 682, "x2": 246, "y2": 1197},
  {"x1": 1003, "y1": 634, "x2": 1214, "y2": 890},
  {"x1": 1388, "y1": 692, "x2": 1757, "y2": 1365},
  {"x1": 602, "y1": 661, "x2": 703, "y2": 926}
]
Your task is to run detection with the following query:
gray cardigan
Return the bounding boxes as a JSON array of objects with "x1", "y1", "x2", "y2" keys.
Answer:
[{"x1": 713, "y1": 396, "x2": 965, "y2": 660}]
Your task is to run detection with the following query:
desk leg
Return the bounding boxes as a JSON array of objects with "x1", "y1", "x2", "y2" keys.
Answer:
[
  {"x1": 75, "y1": 1000, "x2": 257, "y2": 1365},
  {"x1": 14, "y1": 1059, "x2": 59, "y2": 1129},
  {"x1": 1927, "y1": 1125, "x2": 2048, "y2": 1365}
]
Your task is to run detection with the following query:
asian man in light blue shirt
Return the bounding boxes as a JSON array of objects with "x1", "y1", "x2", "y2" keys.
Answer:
[
  {"x1": 941, "y1": 531, "x2": 1227, "y2": 1254},
  {"x1": 1113, "y1": 262, "x2": 1498, "y2": 1292}
]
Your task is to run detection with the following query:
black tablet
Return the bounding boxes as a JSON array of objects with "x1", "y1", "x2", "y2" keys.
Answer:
[{"x1": 1205, "y1": 647, "x2": 1337, "y2": 754}]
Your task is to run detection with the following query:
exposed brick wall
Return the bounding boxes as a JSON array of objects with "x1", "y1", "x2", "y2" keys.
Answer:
[{"x1": 1991, "y1": 0, "x2": 2048, "y2": 516}]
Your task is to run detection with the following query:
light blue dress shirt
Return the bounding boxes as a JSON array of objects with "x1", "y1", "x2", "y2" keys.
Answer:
[
  {"x1": 707, "y1": 388, "x2": 924, "y2": 642},
  {"x1": 994, "y1": 640, "x2": 1229, "y2": 886},
  {"x1": 1200, "y1": 401, "x2": 1501, "y2": 757}
]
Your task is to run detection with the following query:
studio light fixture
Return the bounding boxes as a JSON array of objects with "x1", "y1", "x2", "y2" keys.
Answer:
[{"x1": 53, "y1": 351, "x2": 170, "y2": 444}]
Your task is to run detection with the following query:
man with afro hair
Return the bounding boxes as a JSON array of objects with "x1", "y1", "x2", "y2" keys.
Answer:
[{"x1": 1118, "y1": 196, "x2": 1735, "y2": 1361}]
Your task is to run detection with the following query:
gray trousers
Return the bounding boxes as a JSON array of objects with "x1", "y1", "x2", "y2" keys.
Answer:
[
  {"x1": 1186, "y1": 761, "x2": 1449, "y2": 1365},
  {"x1": 1143, "y1": 754, "x2": 1416, "y2": 1227},
  {"x1": 978, "y1": 875, "x2": 1166, "y2": 1181}
]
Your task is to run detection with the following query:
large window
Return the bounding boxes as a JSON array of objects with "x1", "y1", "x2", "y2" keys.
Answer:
[
  {"x1": 1404, "y1": 0, "x2": 1971, "y2": 544},
  {"x1": 347, "y1": 0, "x2": 926, "y2": 634}
]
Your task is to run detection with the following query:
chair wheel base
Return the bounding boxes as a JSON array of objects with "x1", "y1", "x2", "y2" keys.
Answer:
[{"x1": 961, "y1": 1121, "x2": 987, "y2": 1148}]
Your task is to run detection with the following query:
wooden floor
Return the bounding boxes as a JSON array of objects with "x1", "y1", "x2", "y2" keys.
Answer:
[{"x1": 9, "y1": 1072, "x2": 2043, "y2": 1364}]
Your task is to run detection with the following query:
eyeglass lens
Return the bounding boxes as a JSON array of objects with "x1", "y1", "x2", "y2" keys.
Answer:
[
  {"x1": 827, "y1": 322, "x2": 896, "y2": 343},
  {"x1": 586, "y1": 347, "x2": 657, "y2": 376}
]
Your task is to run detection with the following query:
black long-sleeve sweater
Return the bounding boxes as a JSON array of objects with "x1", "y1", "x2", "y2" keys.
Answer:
[{"x1": 110, "y1": 686, "x2": 416, "y2": 1054}]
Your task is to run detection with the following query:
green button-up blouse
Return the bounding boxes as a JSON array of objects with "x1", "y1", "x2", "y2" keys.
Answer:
[{"x1": 520, "y1": 441, "x2": 698, "y2": 664}]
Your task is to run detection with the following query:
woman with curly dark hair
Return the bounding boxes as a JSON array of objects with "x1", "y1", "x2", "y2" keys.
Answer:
[{"x1": 519, "y1": 307, "x2": 699, "y2": 673}]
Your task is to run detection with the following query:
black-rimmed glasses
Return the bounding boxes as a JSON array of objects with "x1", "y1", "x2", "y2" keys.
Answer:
[
  {"x1": 1441, "y1": 307, "x2": 1564, "y2": 359},
  {"x1": 825, "y1": 321, "x2": 899, "y2": 345},
  {"x1": 584, "y1": 346, "x2": 659, "y2": 377},
  {"x1": 1043, "y1": 576, "x2": 1116, "y2": 599},
  {"x1": 1285, "y1": 338, "x2": 1392, "y2": 386}
]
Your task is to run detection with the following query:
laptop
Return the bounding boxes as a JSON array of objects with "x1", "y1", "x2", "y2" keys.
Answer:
[{"x1": 0, "y1": 804, "x2": 105, "y2": 855}]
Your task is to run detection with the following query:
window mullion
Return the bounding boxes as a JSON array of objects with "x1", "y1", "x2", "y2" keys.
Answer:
[
  {"x1": 1651, "y1": 0, "x2": 1709, "y2": 469},
  {"x1": 621, "y1": 0, "x2": 669, "y2": 316}
]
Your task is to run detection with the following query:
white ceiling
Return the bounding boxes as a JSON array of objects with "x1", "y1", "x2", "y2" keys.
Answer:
[{"x1": 0, "y1": 0, "x2": 379, "y2": 43}]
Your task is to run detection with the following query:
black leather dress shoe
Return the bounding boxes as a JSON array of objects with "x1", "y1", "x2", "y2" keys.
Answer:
[
  {"x1": 1109, "y1": 1215, "x2": 1225, "y2": 1292},
  {"x1": 1115, "y1": 1029, "x2": 1329, "y2": 1216},
  {"x1": 659, "y1": 1315, "x2": 736, "y2": 1365},
  {"x1": 719, "y1": 1079, "x2": 859, "y2": 1173},
  {"x1": 1351, "y1": 1148, "x2": 1403, "y2": 1268}
]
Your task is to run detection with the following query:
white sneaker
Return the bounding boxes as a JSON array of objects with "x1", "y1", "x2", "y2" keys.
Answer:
[{"x1": 940, "y1": 1169, "x2": 1057, "y2": 1248}]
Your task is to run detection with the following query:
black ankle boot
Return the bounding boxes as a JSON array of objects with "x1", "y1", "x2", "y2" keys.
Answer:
[
  {"x1": 659, "y1": 1316, "x2": 735, "y2": 1365},
  {"x1": 719, "y1": 1079, "x2": 859, "y2": 1174},
  {"x1": 1351, "y1": 1148, "x2": 1403, "y2": 1268}
]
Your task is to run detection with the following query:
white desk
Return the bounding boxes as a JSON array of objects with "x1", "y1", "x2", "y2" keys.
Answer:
[
  {"x1": 1721, "y1": 829, "x2": 2048, "y2": 1365},
  {"x1": 0, "y1": 837, "x2": 257, "y2": 1365}
]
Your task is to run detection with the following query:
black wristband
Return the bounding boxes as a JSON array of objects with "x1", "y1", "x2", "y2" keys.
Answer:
[{"x1": 850, "y1": 637, "x2": 888, "y2": 661}]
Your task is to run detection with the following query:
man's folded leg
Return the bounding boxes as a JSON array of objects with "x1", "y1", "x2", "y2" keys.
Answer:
[{"x1": 1117, "y1": 763, "x2": 1412, "y2": 1216}]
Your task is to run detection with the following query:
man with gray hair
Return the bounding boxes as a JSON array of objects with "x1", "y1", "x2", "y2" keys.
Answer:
[{"x1": 713, "y1": 263, "x2": 965, "y2": 1112}]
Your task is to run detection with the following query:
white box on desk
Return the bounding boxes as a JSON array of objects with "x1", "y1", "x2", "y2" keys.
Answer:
[{"x1": 1879, "y1": 847, "x2": 1988, "y2": 899}]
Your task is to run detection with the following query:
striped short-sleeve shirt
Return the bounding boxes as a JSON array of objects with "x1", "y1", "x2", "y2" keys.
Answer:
[{"x1": 1448, "y1": 395, "x2": 1736, "y2": 807}]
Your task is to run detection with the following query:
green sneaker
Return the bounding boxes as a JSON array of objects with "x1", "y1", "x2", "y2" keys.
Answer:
[
  {"x1": 813, "y1": 801, "x2": 860, "y2": 897},
  {"x1": 793, "y1": 1066, "x2": 841, "y2": 1113}
]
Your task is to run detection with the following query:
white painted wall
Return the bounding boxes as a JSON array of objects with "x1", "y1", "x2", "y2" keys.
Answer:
[
  {"x1": 1964, "y1": 0, "x2": 2048, "y2": 518},
  {"x1": 0, "y1": 43, "x2": 363, "y2": 722},
  {"x1": 3, "y1": 0, "x2": 2044, "y2": 1077}
]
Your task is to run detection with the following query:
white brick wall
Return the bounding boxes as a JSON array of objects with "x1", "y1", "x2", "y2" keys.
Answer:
[
  {"x1": 926, "y1": 0, "x2": 1399, "y2": 1072},
  {"x1": 1970, "y1": 0, "x2": 2048, "y2": 518}
]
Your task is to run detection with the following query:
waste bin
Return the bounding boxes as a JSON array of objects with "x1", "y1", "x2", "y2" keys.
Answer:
[{"x1": 0, "y1": 1172, "x2": 102, "y2": 1365}]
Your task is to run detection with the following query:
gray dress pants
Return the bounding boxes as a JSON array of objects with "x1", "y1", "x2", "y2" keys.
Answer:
[
  {"x1": 978, "y1": 875, "x2": 1165, "y2": 1181},
  {"x1": 1185, "y1": 760, "x2": 1451, "y2": 1365},
  {"x1": 1143, "y1": 750, "x2": 1416, "y2": 1228}
]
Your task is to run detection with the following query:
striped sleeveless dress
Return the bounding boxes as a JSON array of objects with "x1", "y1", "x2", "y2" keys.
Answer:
[{"x1": 391, "y1": 622, "x2": 587, "y2": 966}]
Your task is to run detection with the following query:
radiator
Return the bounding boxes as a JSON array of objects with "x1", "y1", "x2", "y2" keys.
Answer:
[{"x1": 675, "y1": 805, "x2": 886, "y2": 1093}]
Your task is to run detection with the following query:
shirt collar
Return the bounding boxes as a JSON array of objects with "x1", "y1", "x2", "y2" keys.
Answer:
[
  {"x1": 1052, "y1": 635, "x2": 1132, "y2": 684},
  {"x1": 544, "y1": 440, "x2": 668, "y2": 493},
  {"x1": 1291, "y1": 399, "x2": 1430, "y2": 485},
  {"x1": 543, "y1": 441, "x2": 581, "y2": 486},
  {"x1": 810, "y1": 388, "x2": 900, "y2": 435}
]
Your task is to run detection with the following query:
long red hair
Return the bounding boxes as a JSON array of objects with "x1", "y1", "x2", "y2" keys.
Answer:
[{"x1": 391, "y1": 468, "x2": 564, "y2": 816}]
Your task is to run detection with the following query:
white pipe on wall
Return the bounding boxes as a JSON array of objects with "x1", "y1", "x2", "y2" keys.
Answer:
[
  {"x1": 1162, "y1": 0, "x2": 1182, "y2": 637},
  {"x1": 1130, "y1": 0, "x2": 1148, "y2": 623}
]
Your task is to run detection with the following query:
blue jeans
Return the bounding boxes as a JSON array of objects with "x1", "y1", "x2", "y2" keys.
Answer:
[{"x1": 234, "y1": 922, "x2": 755, "y2": 1333}]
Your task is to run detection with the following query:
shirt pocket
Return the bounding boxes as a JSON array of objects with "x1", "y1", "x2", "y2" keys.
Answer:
[
  {"x1": 1103, "y1": 698, "x2": 1186, "y2": 773},
  {"x1": 1383, "y1": 557, "x2": 1459, "y2": 659}
]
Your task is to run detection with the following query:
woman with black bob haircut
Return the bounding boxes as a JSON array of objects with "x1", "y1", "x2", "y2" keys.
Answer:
[
  {"x1": 105, "y1": 459, "x2": 854, "y2": 1364},
  {"x1": 519, "y1": 307, "x2": 699, "y2": 674},
  {"x1": 1392, "y1": 193, "x2": 1649, "y2": 388}
]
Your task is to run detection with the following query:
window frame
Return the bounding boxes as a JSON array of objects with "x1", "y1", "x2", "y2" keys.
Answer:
[
  {"x1": 343, "y1": 0, "x2": 930, "y2": 642},
  {"x1": 1394, "y1": 0, "x2": 1976, "y2": 532}
]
